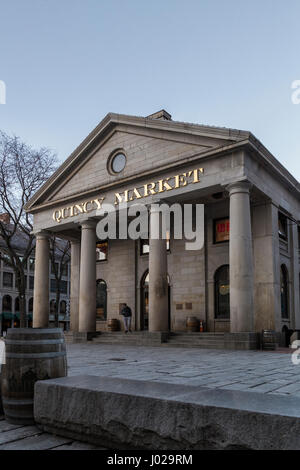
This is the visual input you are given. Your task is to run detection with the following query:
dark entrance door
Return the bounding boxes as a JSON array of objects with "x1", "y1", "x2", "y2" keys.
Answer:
[{"x1": 141, "y1": 271, "x2": 149, "y2": 330}]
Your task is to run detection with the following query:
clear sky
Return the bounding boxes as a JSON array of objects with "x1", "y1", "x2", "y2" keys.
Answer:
[{"x1": 0, "y1": 0, "x2": 300, "y2": 181}]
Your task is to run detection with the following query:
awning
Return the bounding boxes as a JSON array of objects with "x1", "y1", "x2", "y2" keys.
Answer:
[
  {"x1": 0, "y1": 312, "x2": 14, "y2": 320},
  {"x1": 0, "y1": 312, "x2": 33, "y2": 320}
]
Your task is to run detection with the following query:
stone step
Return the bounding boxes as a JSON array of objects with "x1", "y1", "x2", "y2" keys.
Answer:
[
  {"x1": 34, "y1": 375, "x2": 300, "y2": 450},
  {"x1": 93, "y1": 339, "x2": 163, "y2": 346},
  {"x1": 92, "y1": 331, "x2": 228, "y2": 348},
  {"x1": 169, "y1": 335, "x2": 224, "y2": 341},
  {"x1": 87, "y1": 331, "x2": 259, "y2": 350},
  {"x1": 170, "y1": 332, "x2": 225, "y2": 336},
  {"x1": 162, "y1": 341, "x2": 228, "y2": 349},
  {"x1": 168, "y1": 337, "x2": 225, "y2": 343}
]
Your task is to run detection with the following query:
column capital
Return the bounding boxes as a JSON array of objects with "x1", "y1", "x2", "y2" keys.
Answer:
[
  {"x1": 226, "y1": 181, "x2": 252, "y2": 196},
  {"x1": 70, "y1": 238, "x2": 81, "y2": 245},
  {"x1": 80, "y1": 219, "x2": 97, "y2": 230},
  {"x1": 34, "y1": 230, "x2": 51, "y2": 240}
]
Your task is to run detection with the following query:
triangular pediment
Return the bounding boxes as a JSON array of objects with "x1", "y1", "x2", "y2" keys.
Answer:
[{"x1": 25, "y1": 112, "x2": 250, "y2": 211}]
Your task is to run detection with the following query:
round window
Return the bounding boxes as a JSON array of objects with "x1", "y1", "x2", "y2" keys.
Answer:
[{"x1": 111, "y1": 152, "x2": 126, "y2": 173}]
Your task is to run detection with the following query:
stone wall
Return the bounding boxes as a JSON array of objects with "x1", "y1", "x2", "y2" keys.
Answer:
[{"x1": 96, "y1": 238, "x2": 135, "y2": 331}]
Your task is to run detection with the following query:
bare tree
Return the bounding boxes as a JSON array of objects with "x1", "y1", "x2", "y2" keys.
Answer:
[
  {"x1": 49, "y1": 237, "x2": 71, "y2": 328},
  {"x1": 0, "y1": 131, "x2": 57, "y2": 327}
]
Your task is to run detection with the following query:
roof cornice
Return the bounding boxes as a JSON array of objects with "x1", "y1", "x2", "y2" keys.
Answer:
[
  {"x1": 25, "y1": 112, "x2": 300, "y2": 212},
  {"x1": 25, "y1": 113, "x2": 251, "y2": 211},
  {"x1": 246, "y1": 134, "x2": 300, "y2": 194}
]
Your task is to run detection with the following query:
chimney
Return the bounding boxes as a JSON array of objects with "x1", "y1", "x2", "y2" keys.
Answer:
[
  {"x1": 147, "y1": 109, "x2": 172, "y2": 121},
  {"x1": 0, "y1": 213, "x2": 10, "y2": 224}
]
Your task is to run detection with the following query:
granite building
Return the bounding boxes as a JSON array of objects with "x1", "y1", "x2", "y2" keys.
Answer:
[{"x1": 25, "y1": 110, "x2": 300, "y2": 347}]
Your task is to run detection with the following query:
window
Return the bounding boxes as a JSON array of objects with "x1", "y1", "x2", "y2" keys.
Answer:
[
  {"x1": 15, "y1": 297, "x2": 20, "y2": 312},
  {"x1": 278, "y1": 213, "x2": 288, "y2": 240},
  {"x1": 50, "y1": 279, "x2": 56, "y2": 293},
  {"x1": 2, "y1": 295, "x2": 12, "y2": 312},
  {"x1": 15, "y1": 274, "x2": 27, "y2": 289},
  {"x1": 61, "y1": 263, "x2": 69, "y2": 277},
  {"x1": 29, "y1": 276, "x2": 34, "y2": 290},
  {"x1": 29, "y1": 258, "x2": 35, "y2": 272},
  {"x1": 96, "y1": 279, "x2": 107, "y2": 320},
  {"x1": 96, "y1": 242, "x2": 108, "y2": 261},
  {"x1": 214, "y1": 265, "x2": 230, "y2": 319},
  {"x1": 60, "y1": 300, "x2": 66, "y2": 314},
  {"x1": 3, "y1": 272, "x2": 13, "y2": 288},
  {"x1": 214, "y1": 218, "x2": 230, "y2": 244},
  {"x1": 51, "y1": 262, "x2": 59, "y2": 275},
  {"x1": 109, "y1": 151, "x2": 126, "y2": 174},
  {"x1": 28, "y1": 298, "x2": 33, "y2": 313},
  {"x1": 60, "y1": 280, "x2": 68, "y2": 294},
  {"x1": 280, "y1": 265, "x2": 289, "y2": 319}
]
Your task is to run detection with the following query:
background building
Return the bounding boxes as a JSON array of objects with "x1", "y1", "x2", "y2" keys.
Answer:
[{"x1": 0, "y1": 227, "x2": 70, "y2": 335}]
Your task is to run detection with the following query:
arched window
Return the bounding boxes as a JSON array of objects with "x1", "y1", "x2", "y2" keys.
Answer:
[
  {"x1": 2, "y1": 295, "x2": 12, "y2": 312},
  {"x1": 60, "y1": 300, "x2": 66, "y2": 314},
  {"x1": 280, "y1": 265, "x2": 289, "y2": 319},
  {"x1": 214, "y1": 265, "x2": 230, "y2": 319},
  {"x1": 15, "y1": 297, "x2": 20, "y2": 313},
  {"x1": 140, "y1": 271, "x2": 149, "y2": 331},
  {"x1": 96, "y1": 279, "x2": 107, "y2": 320},
  {"x1": 28, "y1": 298, "x2": 33, "y2": 313}
]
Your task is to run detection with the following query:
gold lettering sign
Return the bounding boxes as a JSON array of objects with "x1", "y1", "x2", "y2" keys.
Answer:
[
  {"x1": 114, "y1": 167, "x2": 204, "y2": 205},
  {"x1": 51, "y1": 167, "x2": 205, "y2": 223},
  {"x1": 53, "y1": 197, "x2": 105, "y2": 223}
]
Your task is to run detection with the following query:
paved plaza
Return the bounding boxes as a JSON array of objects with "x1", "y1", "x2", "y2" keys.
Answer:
[
  {"x1": 67, "y1": 343, "x2": 300, "y2": 397},
  {"x1": 2, "y1": 343, "x2": 300, "y2": 450},
  {"x1": 0, "y1": 415, "x2": 106, "y2": 450}
]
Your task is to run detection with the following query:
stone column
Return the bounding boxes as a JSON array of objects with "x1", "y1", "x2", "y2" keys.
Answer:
[
  {"x1": 70, "y1": 240, "x2": 80, "y2": 332},
  {"x1": 149, "y1": 205, "x2": 169, "y2": 332},
  {"x1": 33, "y1": 231, "x2": 50, "y2": 328},
  {"x1": 78, "y1": 221, "x2": 96, "y2": 332},
  {"x1": 227, "y1": 181, "x2": 254, "y2": 332},
  {"x1": 252, "y1": 202, "x2": 280, "y2": 332}
]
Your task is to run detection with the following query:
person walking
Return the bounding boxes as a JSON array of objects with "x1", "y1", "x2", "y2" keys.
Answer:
[{"x1": 120, "y1": 303, "x2": 132, "y2": 333}]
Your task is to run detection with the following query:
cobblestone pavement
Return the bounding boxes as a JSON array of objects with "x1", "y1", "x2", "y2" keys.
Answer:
[
  {"x1": 0, "y1": 415, "x2": 106, "y2": 450},
  {"x1": 67, "y1": 343, "x2": 300, "y2": 396}
]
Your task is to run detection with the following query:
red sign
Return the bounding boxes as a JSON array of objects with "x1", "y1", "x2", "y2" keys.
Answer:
[{"x1": 215, "y1": 218, "x2": 230, "y2": 243}]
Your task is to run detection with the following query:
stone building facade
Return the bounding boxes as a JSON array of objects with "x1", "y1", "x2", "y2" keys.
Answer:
[{"x1": 25, "y1": 110, "x2": 300, "y2": 344}]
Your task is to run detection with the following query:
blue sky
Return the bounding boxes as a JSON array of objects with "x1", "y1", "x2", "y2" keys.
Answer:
[{"x1": 0, "y1": 0, "x2": 300, "y2": 180}]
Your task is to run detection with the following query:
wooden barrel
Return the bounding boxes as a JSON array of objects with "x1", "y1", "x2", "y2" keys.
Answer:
[
  {"x1": 107, "y1": 319, "x2": 120, "y2": 332},
  {"x1": 1, "y1": 328, "x2": 67, "y2": 425},
  {"x1": 186, "y1": 316, "x2": 199, "y2": 332},
  {"x1": 262, "y1": 329, "x2": 277, "y2": 351}
]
